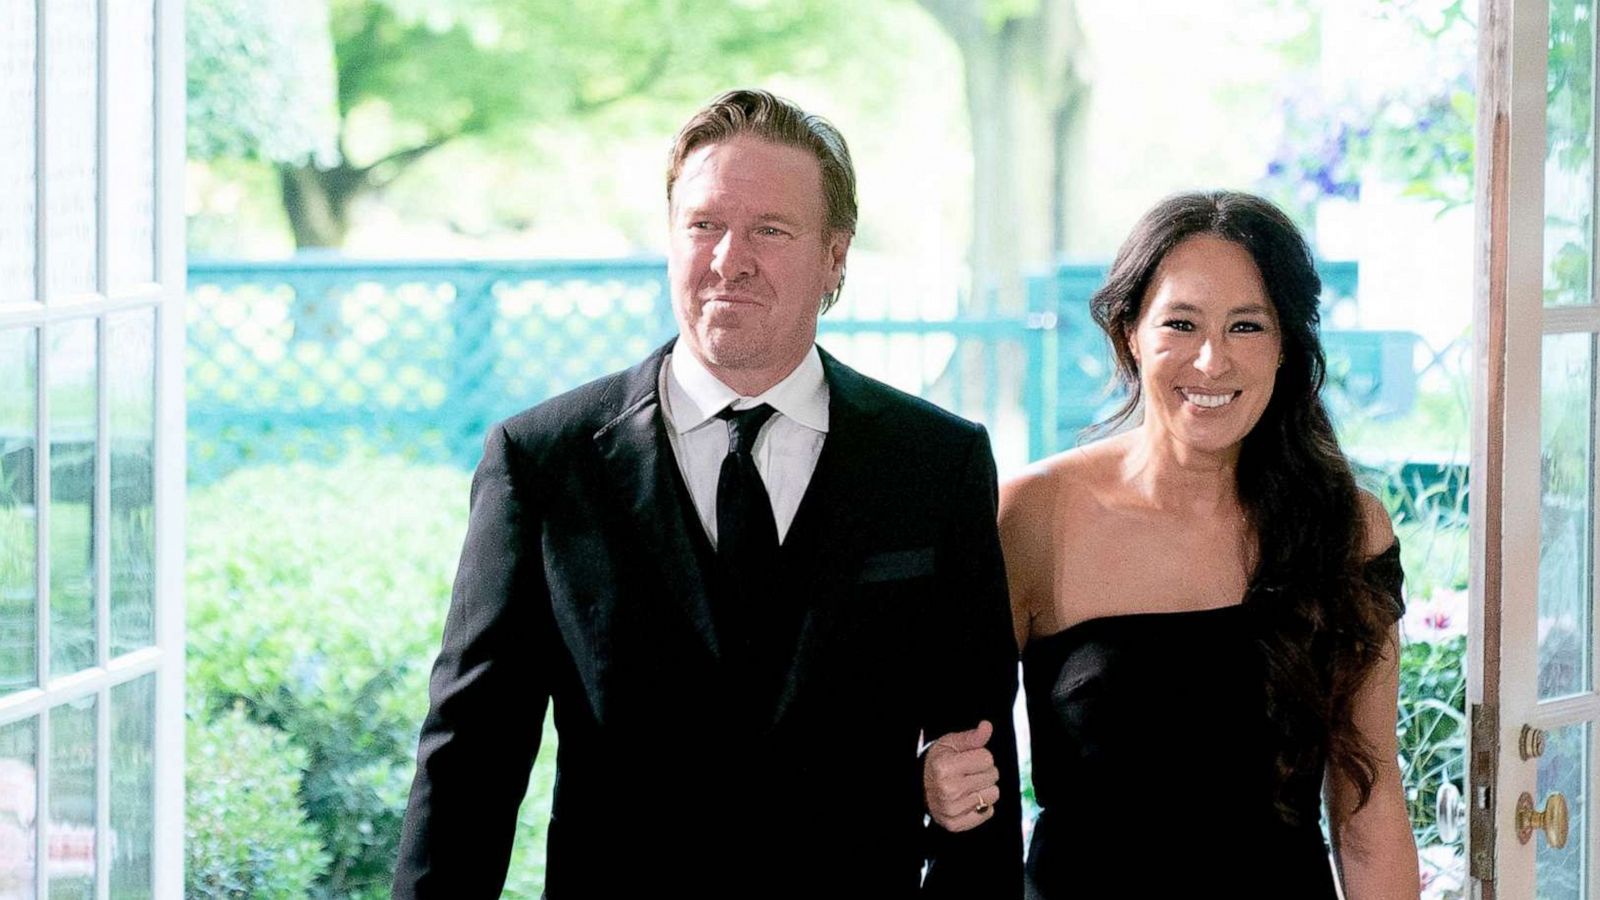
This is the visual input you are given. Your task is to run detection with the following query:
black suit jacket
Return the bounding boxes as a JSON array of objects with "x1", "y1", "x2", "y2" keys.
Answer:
[{"x1": 394, "y1": 340, "x2": 1022, "y2": 898}]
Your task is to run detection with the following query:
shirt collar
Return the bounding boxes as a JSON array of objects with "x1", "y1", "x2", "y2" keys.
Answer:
[{"x1": 665, "y1": 345, "x2": 830, "y2": 435}]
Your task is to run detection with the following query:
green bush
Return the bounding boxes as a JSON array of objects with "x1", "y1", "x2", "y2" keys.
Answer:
[
  {"x1": 186, "y1": 705, "x2": 330, "y2": 898},
  {"x1": 188, "y1": 456, "x2": 1469, "y2": 893},
  {"x1": 187, "y1": 457, "x2": 557, "y2": 899},
  {"x1": 1399, "y1": 635, "x2": 1467, "y2": 847}
]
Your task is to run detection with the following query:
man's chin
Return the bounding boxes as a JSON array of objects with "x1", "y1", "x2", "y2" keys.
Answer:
[
  {"x1": 695, "y1": 325, "x2": 760, "y2": 361},
  {"x1": 701, "y1": 343, "x2": 764, "y2": 372}
]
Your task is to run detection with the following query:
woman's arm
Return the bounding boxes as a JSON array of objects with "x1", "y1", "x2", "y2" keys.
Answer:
[
  {"x1": 998, "y1": 462, "x2": 1057, "y2": 649},
  {"x1": 1326, "y1": 623, "x2": 1420, "y2": 899},
  {"x1": 1326, "y1": 491, "x2": 1420, "y2": 899}
]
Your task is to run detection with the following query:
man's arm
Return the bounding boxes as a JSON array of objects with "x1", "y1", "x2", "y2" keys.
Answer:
[
  {"x1": 920, "y1": 426, "x2": 1024, "y2": 897},
  {"x1": 393, "y1": 423, "x2": 552, "y2": 899}
]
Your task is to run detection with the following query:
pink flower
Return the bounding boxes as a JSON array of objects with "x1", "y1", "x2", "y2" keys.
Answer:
[{"x1": 1402, "y1": 590, "x2": 1468, "y2": 642}]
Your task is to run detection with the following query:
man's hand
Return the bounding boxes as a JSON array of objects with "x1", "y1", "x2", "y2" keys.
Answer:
[{"x1": 923, "y1": 720, "x2": 1001, "y2": 833}]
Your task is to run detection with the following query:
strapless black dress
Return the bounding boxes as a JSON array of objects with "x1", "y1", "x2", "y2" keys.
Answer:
[{"x1": 1021, "y1": 543, "x2": 1404, "y2": 899}]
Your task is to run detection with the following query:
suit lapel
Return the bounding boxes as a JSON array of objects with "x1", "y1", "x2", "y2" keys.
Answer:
[
  {"x1": 594, "y1": 341, "x2": 722, "y2": 659},
  {"x1": 592, "y1": 343, "x2": 892, "y2": 720},
  {"x1": 767, "y1": 348, "x2": 885, "y2": 724}
]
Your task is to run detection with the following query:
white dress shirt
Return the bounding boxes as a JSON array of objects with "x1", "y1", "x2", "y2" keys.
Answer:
[{"x1": 660, "y1": 347, "x2": 829, "y2": 546}]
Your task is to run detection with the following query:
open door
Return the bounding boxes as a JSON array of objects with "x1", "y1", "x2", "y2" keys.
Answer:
[
  {"x1": 0, "y1": 0, "x2": 185, "y2": 896},
  {"x1": 1471, "y1": 0, "x2": 1599, "y2": 896}
]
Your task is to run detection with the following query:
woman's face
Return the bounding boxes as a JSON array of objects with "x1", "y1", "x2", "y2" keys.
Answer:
[{"x1": 1127, "y1": 234, "x2": 1283, "y2": 460}]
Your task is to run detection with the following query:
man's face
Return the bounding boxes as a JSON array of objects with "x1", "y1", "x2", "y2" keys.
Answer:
[{"x1": 668, "y1": 135, "x2": 850, "y2": 394}]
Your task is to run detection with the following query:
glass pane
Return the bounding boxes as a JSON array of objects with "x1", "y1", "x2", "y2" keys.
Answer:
[
  {"x1": 1546, "y1": 0, "x2": 1597, "y2": 307},
  {"x1": 46, "y1": 698, "x2": 94, "y2": 899},
  {"x1": 105, "y1": 0, "x2": 154, "y2": 291},
  {"x1": 0, "y1": 1, "x2": 37, "y2": 302},
  {"x1": 1539, "y1": 333, "x2": 1596, "y2": 699},
  {"x1": 1534, "y1": 723, "x2": 1589, "y2": 900},
  {"x1": 108, "y1": 312, "x2": 153, "y2": 656},
  {"x1": 0, "y1": 717, "x2": 38, "y2": 899},
  {"x1": 48, "y1": 320, "x2": 95, "y2": 678},
  {"x1": 44, "y1": 0, "x2": 98, "y2": 302},
  {"x1": 109, "y1": 675, "x2": 152, "y2": 898},
  {"x1": 0, "y1": 329, "x2": 37, "y2": 696}
]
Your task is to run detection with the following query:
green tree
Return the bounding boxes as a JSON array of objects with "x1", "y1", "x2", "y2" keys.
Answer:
[
  {"x1": 188, "y1": 0, "x2": 870, "y2": 249},
  {"x1": 186, "y1": 1, "x2": 339, "y2": 167}
]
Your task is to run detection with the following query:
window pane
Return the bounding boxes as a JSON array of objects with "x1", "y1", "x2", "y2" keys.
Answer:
[
  {"x1": 1539, "y1": 332, "x2": 1596, "y2": 699},
  {"x1": 1542, "y1": 0, "x2": 1593, "y2": 304},
  {"x1": 43, "y1": 0, "x2": 98, "y2": 302},
  {"x1": 46, "y1": 698, "x2": 93, "y2": 899},
  {"x1": 0, "y1": 716, "x2": 38, "y2": 899},
  {"x1": 105, "y1": 0, "x2": 155, "y2": 292},
  {"x1": 108, "y1": 312, "x2": 153, "y2": 656},
  {"x1": 109, "y1": 675, "x2": 152, "y2": 898},
  {"x1": 1534, "y1": 723, "x2": 1589, "y2": 900},
  {"x1": 0, "y1": 1, "x2": 36, "y2": 302},
  {"x1": 0, "y1": 329, "x2": 37, "y2": 697},
  {"x1": 1545, "y1": 0, "x2": 1596, "y2": 307},
  {"x1": 48, "y1": 320, "x2": 95, "y2": 678}
]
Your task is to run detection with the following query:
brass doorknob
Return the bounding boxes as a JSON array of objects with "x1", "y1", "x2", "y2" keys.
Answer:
[
  {"x1": 1520, "y1": 725, "x2": 1547, "y2": 760},
  {"x1": 1435, "y1": 781, "x2": 1465, "y2": 844},
  {"x1": 1516, "y1": 791, "x2": 1569, "y2": 849}
]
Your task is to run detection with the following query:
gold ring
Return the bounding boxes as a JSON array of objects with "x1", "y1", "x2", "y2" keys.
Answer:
[{"x1": 974, "y1": 793, "x2": 991, "y2": 815}]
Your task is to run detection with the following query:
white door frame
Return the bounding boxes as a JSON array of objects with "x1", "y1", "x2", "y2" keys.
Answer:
[
  {"x1": 0, "y1": 0, "x2": 185, "y2": 896},
  {"x1": 1472, "y1": 0, "x2": 1600, "y2": 896}
]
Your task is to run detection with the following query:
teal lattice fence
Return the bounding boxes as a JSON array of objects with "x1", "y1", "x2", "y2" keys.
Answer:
[
  {"x1": 187, "y1": 258, "x2": 677, "y2": 481},
  {"x1": 190, "y1": 257, "x2": 1085, "y2": 482},
  {"x1": 187, "y1": 256, "x2": 1432, "y2": 488}
]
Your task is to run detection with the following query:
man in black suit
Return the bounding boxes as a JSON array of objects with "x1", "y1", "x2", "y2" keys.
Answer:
[{"x1": 394, "y1": 88, "x2": 1021, "y2": 899}]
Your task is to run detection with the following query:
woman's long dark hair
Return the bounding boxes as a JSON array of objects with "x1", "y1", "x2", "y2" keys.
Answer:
[{"x1": 1089, "y1": 191, "x2": 1395, "y2": 821}]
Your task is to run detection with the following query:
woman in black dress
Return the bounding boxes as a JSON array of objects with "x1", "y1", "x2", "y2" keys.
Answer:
[{"x1": 924, "y1": 191, "x2": 1419, "y2": 898}]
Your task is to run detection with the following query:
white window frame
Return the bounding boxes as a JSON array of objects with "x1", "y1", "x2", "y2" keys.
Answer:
[
  {"x1": 0, "y1": 0, "x2": 185, "y2": 896},
  {"x1": 1472, "y1": 0, "x2": 1600, "y2": 896}
]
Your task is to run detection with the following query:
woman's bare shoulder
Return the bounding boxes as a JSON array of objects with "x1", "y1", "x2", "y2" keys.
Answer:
[
  {"x1": 1356, "y1": 488, "x2": 1397, "y2": 558},
  {"x1": 1003, "y1": 435, "x2": 1124, "y2": 504},
  {"x1": 999, "y1": 439, "x2": 1128, "y2": 560}
]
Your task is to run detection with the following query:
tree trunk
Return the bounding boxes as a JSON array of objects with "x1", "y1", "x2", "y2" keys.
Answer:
[
  {"x1": 1043, "y1": 0, "x2": 1089, "y2": 259},
  {"x1": 279, "y1": 163, "x2": 362, "y2": 249},
  {"x1": 277, "y1": 162, "x2": 372, "y2": 343},
  {"x1": 961, "y1": 22, "x2": 1025, "y2": 313},
  {"x1": 916, "y1": 0, "x2": 1087, "y2": 313}
]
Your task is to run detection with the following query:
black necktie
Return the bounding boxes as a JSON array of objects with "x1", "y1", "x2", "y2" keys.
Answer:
[
  {"x1": 715, "y1": 404, "x2": 780, "y2": 574},
  {"x1": 713, "y1": 403, "x2": 798, "y2": 720}
]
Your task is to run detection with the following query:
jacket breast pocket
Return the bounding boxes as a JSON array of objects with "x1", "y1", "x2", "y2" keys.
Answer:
[
  {"x1": 821, "y1": 547, "x2": 938, "y2": 703},
  {"x1": 853, "y1": 547, "x2": 935, "y2": 585}
]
